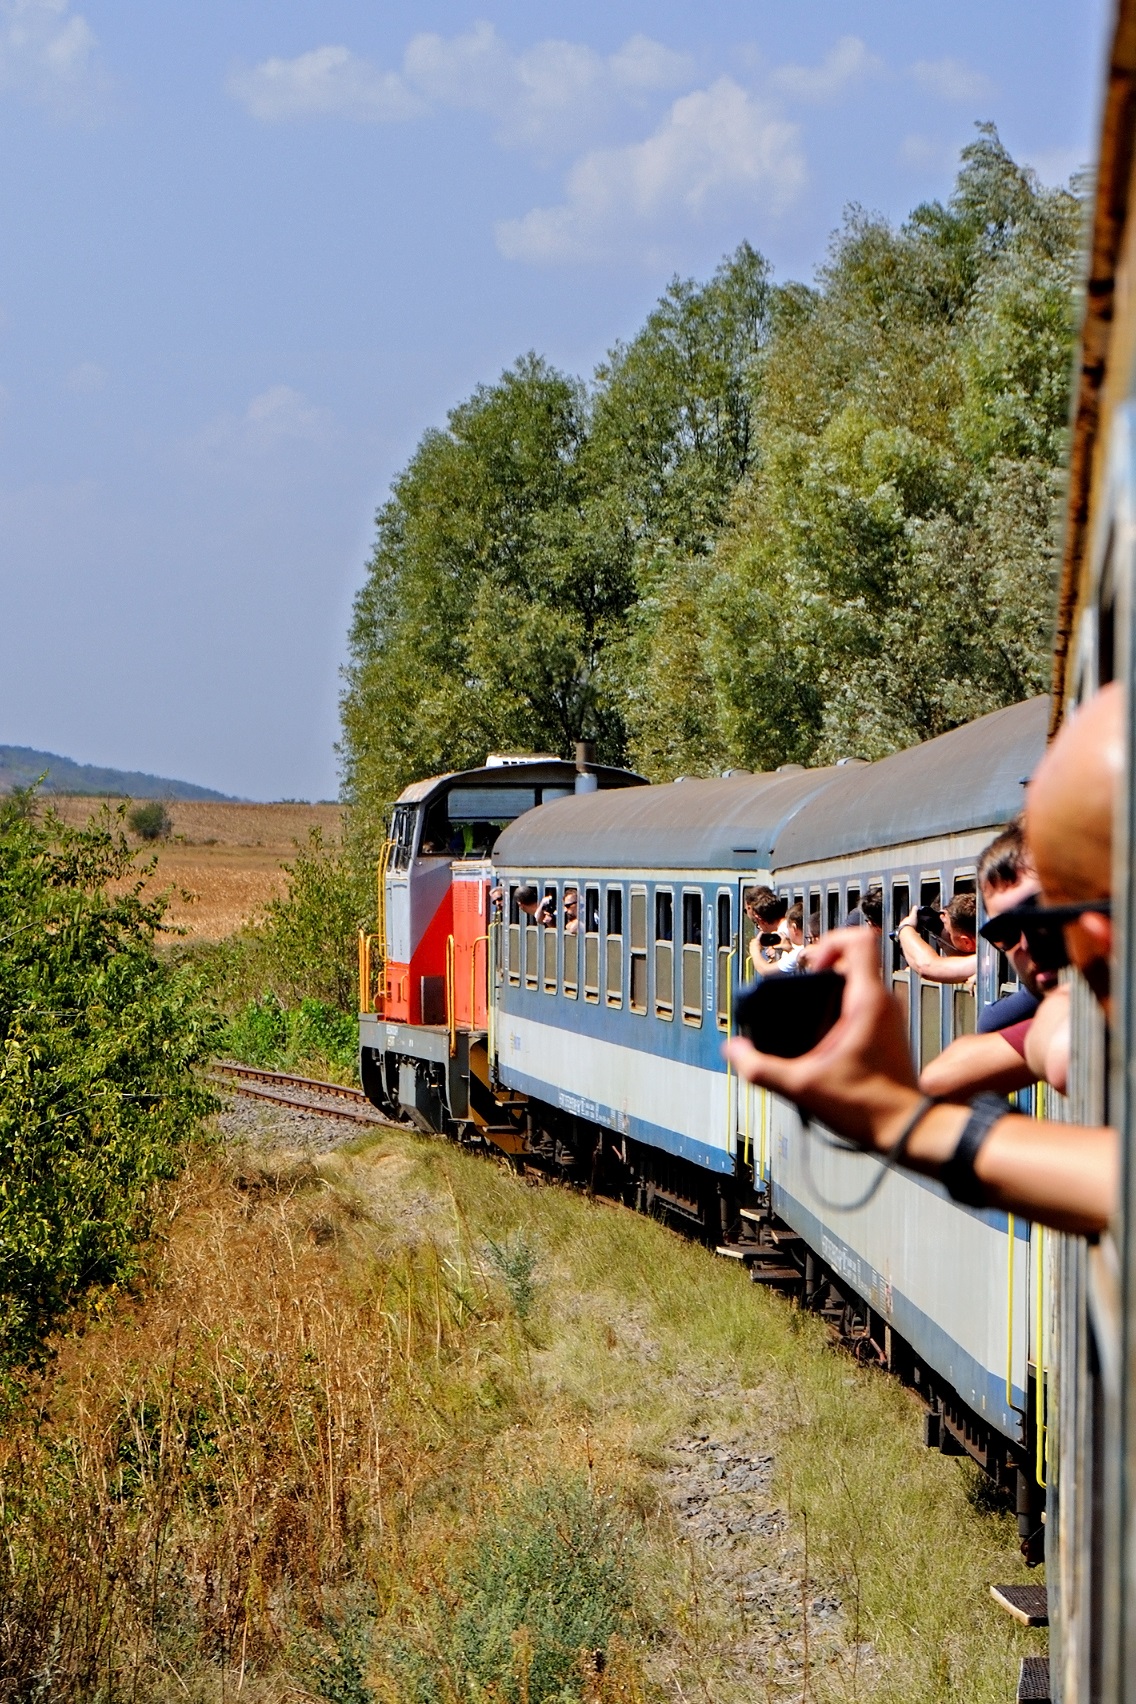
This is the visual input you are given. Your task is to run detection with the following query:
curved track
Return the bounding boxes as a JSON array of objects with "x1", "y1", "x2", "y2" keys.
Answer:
[{"x1": 211, "y1": 1062, "x2": 396, "y2": 1127}]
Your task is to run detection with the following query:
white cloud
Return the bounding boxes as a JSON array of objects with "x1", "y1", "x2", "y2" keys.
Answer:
[
  {"x1": 66, "y1": 359, "x2": 105, "y2": 393},
  {"x1": 898, "y1": 133, "x2": 963, "y2": 176},
  {"x1": 226, "y1": 45, "x2": 421, "y2": 124},
  {"x1": 771, "y1": 36, "x2": 883, "y2": 104},
  {"x1": 495, "y1": 78, "x2": 805, "y2": 265},
  {"x1": 910, "y1": 57, "x2": 996, "y2": 104},
  {"x1": 229, "y1": 23, "x2": 694, "y2": 151},
  {"x1": 0, "y1": 0, "x2": 105, "y2": 119},
  {"x1": 189, "y1": 386, "x2": 335, "y2": 465}
]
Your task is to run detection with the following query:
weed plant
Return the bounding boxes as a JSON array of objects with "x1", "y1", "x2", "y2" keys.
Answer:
[
  {"x1": 222, "y1": 992, "x2": 358, "y2": 1077},
  {"x1": 0, "y1": 1124, "x2": 1043, "y2": 1702}
]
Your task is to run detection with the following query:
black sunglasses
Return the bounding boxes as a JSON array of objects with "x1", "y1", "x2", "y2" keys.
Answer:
[{"x1": 979, "y1": 897, "x2": 1111, "y2": 970}]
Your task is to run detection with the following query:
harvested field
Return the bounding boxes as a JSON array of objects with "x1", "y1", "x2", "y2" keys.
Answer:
[{"x1": 46, "y1": 796, "x2": 343, "y2": 940}]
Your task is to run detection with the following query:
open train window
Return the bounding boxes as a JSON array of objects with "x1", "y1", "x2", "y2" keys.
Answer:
[
  {"x1": 562, "y1": 884, "x2": 579, "y2": 998},
  {"x1": 388, "y1": 804, "x2": 417, "y2": 873},
  {"x1": 524, "y1": 886, "x2": 539, "y2": 990},
  {"x1": 655, "y1": 889, "x2": 674, "y2": 1020},
  {"x1": 542, "y1": 885, "x2": 557, "y2": 993},
  {"x1": 629, "y1": 887, "x2": 648, "y2": 1014},
  {"x1": 826, "y1": 889, "x2": 840, "y2": 933},
  {"x1": 715, "y1": 892, "x2": 732, "y2": 1030},
  {"x1": 846, "y1": 885, "x2": 860, "y2": 923},
  {"x1": 808, "y1": 889, "x2": 821, "y2": 942},
  {"x1": 682, "y1": 890, "x2": 703, "y2": 1026},
  {"x1": 506, "y1": 885, "x2": 521, "y2": 986},
  {"x1": 606, "y1": 886, "x2": 623, "y2": 1007},
  {"x1": 584, "y1": 885, "x2": 600, "y2": 1003},
  {"x1": 891, "y1": 880, "x2": 910, "y2": 1026}
]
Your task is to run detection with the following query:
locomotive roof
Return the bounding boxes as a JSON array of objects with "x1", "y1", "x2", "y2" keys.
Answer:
[
  {"x1": 395, "y1": 759, "x2": 646, "y2": 807},
  {"x1": 493, "y1": 696, "x2": 1049, "y2": 873}
]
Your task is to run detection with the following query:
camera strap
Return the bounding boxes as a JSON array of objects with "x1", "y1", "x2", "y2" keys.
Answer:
[{"x1": 799, "y1": 1094, "x2": 938, "y2": 1213}]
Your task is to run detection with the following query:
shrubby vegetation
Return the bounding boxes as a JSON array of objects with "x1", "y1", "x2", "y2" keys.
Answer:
[
  {"x1": 343, "y1": 129, "x2": 1081, "y2": 831},
  {"x1": 0, "y1": 792, "x2": 217, "y2": 1373},
  {"x1": 127, "y1": 799, "x2": 171, "y2": 841}
]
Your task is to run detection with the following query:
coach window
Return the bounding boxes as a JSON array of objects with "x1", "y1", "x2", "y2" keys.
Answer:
[
  {"x1": 583, "y1": 885, "x2": 601, "y2": 1003},
  {"x1": 951, "y1": 872, "x2": 977, "y2": 1036},
  {"x1": 605, "y1": 886, "x2": 624, "y2": 1007},
  {"x1": 846, "y1": 884, "x2": 860, "y2": 924},
  {"x1": 715, "y1": 891, "x2": 732, "y2": 1030},
  {"x1": 890, "y1": 880, "x2": 910, "y2": 1025},
  {"x1": 918, "y1": 877, "x2": 943, "y2": 1065},
  {"x1": 654, "y1": 889, "x2": 674, "y2": 1020},
  {"x1": 807, "y1": 889, "x2": 821, "y2": 941},
  {"x1": 524, "y1": 885, "x2": 539, "y2": 991},
  {"x1": 629, "y1": 886, "x2": 648, "y2": 1014},
  {"x1": 506, "y1": 886, "x2": 521, "y2": 986},
  {"x1": 541, "y1": 885, "x2": 558, "y2": 993},
  {"x1": 826, "y1": 889, "x2": 840, "y2": 933},
  {"x1": 681, "y1": 890, "x2": 703, "y2": 1027},
  {"x1": 562, "y1": 884, "x2": 579, "y2": 999}
]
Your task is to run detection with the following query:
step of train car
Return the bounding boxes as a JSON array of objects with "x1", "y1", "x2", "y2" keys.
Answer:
[{"x1": 991, "y1": 1584, "x2": 1048, "y2": 1627}]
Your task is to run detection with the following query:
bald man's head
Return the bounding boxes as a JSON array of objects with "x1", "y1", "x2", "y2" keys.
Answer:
[{"x1": 1027, "y1": 682, "x2": 1123, "y2": 903}]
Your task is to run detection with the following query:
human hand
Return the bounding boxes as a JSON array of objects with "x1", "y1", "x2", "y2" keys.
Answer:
[
  {"x1": 724, "y1": 927, "x2": 920, "y2": 1152},
  {"x1": 900, "y1": 907, "x2": 919, "y2": 931}
]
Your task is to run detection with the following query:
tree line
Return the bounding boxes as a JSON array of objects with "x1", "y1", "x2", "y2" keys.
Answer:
[{"x1": 342, "y1": 127, "x2": 1081, "y2": 836}]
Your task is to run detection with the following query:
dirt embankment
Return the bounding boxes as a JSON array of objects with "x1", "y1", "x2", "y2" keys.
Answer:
[{"x1": 47, "y1": 797, "x2": 343, "y2": 940}]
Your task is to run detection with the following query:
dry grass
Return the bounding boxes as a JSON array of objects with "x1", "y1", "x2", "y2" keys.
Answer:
[
  {"x1": 43, "y1": 797, "x2": 343, "y2": 940},
  {"x1": 0, "y1": 1123, "x2": 1044, "y2": 1702}
]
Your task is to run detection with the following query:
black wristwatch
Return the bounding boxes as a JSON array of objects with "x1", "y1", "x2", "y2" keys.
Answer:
[{"x1": 939, "y1": 1093, "x2": 1010, "y2": 1206}]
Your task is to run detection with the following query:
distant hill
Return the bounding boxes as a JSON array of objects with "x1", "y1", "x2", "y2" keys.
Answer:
[{"x1": 0, "y1": 746, "x2": 234, "y2": 801}]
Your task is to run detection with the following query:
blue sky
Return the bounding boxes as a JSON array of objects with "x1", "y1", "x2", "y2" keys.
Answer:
[{"x1": 0, "y1": 0, "x2": 1110, "y2": 800}]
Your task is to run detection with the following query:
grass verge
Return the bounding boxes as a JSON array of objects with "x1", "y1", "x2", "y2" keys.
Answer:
[{"x1": 0, "y1": 1120, "x2": 1042, "y2": 1701}]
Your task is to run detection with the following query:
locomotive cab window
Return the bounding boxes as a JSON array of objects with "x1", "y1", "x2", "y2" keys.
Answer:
[
  {"x1": 655, "y1": 889, "x2": 674, "y2": 1020},
  {"x1": 542, "y1": 885, "x2": 557, "y2": 993},
  {"x1": 583, "y1": 885, "x2": 600, "y2": 1003},
  {"x1": 716, "y1": 892, "x2": 732, "y2": 1030},
  {"x1": 629, "y1": 887, "x2": 648, "y2": 1014},
  {"x1": 605, "y1": 886, "x2": 623, "y2": 1007},
  {"x1": 682, "y1": 890, "x2": 703, "y2": 1027},
  {"x1": 562, "y1": 884, "x2": 579, "y2": 998}
]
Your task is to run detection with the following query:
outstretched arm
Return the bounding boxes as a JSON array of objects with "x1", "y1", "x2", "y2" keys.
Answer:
[
  {"x1": 725, "y1": 928, "x2": 1115, "y2": 1237},
  {"x1": 896, "y1": 911, "x2": 976, "y2": 984}
]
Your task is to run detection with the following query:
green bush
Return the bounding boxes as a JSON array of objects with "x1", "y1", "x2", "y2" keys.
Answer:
[
  {"x1": 222, "y1": 995, "x2": 357, "y2": 1076},
  {"x1": 127, "y1": 799, "x2": 171, "y2": 841},
  {"x1": 0, "y1": 792, "x2": 218, "y2": 1373},
  {"x1": 390, "y1": 1478, "x2": 634, "y2": 1703}
]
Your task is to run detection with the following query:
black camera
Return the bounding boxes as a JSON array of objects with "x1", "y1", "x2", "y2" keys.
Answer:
[
  {"x1": 758, "y1": 931, "x2": 783, "y2": 947},
  {"x1": 733, "y1": 970, "x2": 846, "y2": 1058}
]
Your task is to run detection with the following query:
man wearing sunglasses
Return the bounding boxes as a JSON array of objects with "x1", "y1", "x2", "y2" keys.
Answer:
[
  {"x1": 916, "y1": 825, "x2": 1070, "y2": 1100},
  {"x1": 726, "y1": 684, "x2": 1122, "y2": 1238}
]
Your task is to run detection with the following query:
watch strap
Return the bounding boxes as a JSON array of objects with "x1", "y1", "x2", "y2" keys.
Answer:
[{"x1": 940, "y1": 1092, "x2": 1010, "y2": 1207}]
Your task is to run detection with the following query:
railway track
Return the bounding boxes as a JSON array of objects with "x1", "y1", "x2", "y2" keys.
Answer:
[{"x1": 211, "y1": 1062, "x2": 396, "y2": 1127}]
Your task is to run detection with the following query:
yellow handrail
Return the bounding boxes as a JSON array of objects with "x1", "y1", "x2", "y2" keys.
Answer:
[
  {"x1": 373, "y1": 837, "x2": 395, "y2": 1013},
  {"x1": 1035, "y1": 1225, "x2": 1047, "y2": 1486},
  {"x1": 358, "y1": 929, "x2": 372, "y2": 1014},
  {"x1": 445, "y1": 934, "x2": 457, "y2": 1057},
  {"x1": 487, "y1": 917, "x2": 499, "y2": 1071},
  {"x1": 470, "y1": 933, "x2": 488, "y2": 1031},
  {"x1": 724, "y1": 950, "x2": 735, "y2": 1155},
  {"x1": 1006, "y1": 1215, "x2": 1014, "y2": 1408}
]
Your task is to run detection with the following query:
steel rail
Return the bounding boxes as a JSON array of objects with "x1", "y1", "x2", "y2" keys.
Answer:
[{"x1": 210, "y1": 1062, "x2": 394, "y2": 1126}]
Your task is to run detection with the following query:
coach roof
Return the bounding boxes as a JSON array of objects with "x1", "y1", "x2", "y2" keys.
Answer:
[
  {"x1": 492, "y1": 696, "x2": 1049, "y2": 874},
  {"x1": 493, "y1": 766, "x2": 839, "y2": 872},
  {"x1": 772, "y1": 696, "x2": 1049, "y2": 868}
]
